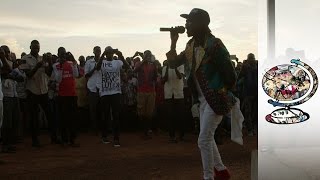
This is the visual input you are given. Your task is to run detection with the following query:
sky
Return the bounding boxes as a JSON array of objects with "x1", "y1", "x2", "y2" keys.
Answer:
[
  {"x1": 0, "y1": 0, "x2": 257, "y2": 63},
  {"x1": 258, "y1": 0, "x2": 320, "y2": 64}
]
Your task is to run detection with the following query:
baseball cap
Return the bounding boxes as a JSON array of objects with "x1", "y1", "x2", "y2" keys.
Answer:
[{"x1": 180, "y1": 8, "x2": 210, "y2": 25}]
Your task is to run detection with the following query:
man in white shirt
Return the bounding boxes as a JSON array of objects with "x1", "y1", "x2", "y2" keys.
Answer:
[
  {"x1": 85, "y1": 46, "x2": 101, "y2": 133},
  {"x1": 162, "y1": 61, "x2": 185, "y2": 143},
  {"x1": 96, "y1": 46, "x2": 129, "y2": 147}
]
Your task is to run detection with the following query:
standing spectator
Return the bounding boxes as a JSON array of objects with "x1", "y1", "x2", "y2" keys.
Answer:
[
  {"x1": 166, "y1": 8, "x2": 236, "y2": 179},
  {"x1": 120, "y1": 70, "x2": 138, "y2": 131},
  {"x1": 76, "y1": 56, "x2": 89, "y2": 132},
  {"x1": 20, "y1": 52, "x2": 27, "y2": 59},
  {"x1": 22, "y1": 40, "x2": 53, "y2": 147},
  {"x1": 52, "y1": 48, "x2": 79, "y2": 146},
  {"x1": 15, "y1": 59, "x2": 28, "y2": 141},
  {"x1": 96, "y1": 46, "x2": 129, "y2": 147},
  {"x1": 0, "y1": 45, "x2": 24, "y2": 153},
  {"x1": 238, "y1": 53, "x2": 258, "y2": 136},
  {"x1": 162, "y1": 61, "x2": 185, "y2": 143},
  {"x1": 154, "y1": 61, "x2": 165, "y2": 132},
  {"x1": 133, "y1": 50, "x2": 158, "y2": 139},
  {"x1": 78, "y1": 56, "x2": 85, "y2": 77},
  {"x1": 0, "y1": 47, "x2": 4, "y2": 145},
  {"x1": 85, "y1": 46, "x2": 101, "y2": 133}
]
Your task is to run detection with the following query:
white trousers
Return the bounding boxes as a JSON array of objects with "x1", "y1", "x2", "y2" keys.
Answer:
[{"x1": 198, "y1": 96, "x2": 226, "y2": 180}]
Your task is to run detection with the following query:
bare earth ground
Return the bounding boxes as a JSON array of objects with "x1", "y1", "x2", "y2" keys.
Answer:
[{"x1": 0, "y1": 132, "x2": 257, "y2": 180}]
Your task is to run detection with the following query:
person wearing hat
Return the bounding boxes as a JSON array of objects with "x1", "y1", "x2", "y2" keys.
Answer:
[
  {"x1": 166, "y1": 8, "x2": 236, "y2": 180},
  {"x1": 96, "y1": 46, "x2": 129, "y2": 147}
]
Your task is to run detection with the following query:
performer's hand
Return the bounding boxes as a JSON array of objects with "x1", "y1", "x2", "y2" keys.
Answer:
[
  {"x1": 170, "y1": 30, "x2": 179, "y2": 43},
  {"x1": 170, "y1": 30, "x2": 179, "y2": 51}
]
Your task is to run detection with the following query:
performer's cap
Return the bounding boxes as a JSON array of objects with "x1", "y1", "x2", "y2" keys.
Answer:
[{"x1": 180, "y1": 8, "x2": 210, "y2": 25}]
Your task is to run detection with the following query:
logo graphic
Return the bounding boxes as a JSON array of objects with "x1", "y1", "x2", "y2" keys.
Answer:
[{"x1": 262, "y1": 59, "x2": 318, "y2": 124}]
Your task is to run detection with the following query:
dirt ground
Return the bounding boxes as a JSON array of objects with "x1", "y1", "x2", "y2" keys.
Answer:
[{"x1": 0, "y1": 131, "x2": 257, "y2": 180}]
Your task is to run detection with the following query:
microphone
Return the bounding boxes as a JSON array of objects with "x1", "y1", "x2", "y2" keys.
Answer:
[{"x1": 160, "y1": 26, "x2": 185, "y2": 34}]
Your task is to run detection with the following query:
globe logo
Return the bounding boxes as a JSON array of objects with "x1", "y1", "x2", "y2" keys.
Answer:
[{"x1": 262, "y1": 59, "x2": 318, "y2": 124}]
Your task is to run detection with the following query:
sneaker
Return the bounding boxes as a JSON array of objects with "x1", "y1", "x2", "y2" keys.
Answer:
[
  {"x1": 169, "y1": 137, "x2": 177, "y2": 143},
  {"x1": 113, "y1": 139, "x2": 120, "y2": 147},
  {"x1": 69, "y1": 142, "x2": 80, "y2": 147},
  {"x1": 102, "y1": 137, "x2": 111, "y2": 144},
  {"x1": 1, "y1": 146, "x2": 16, "y2": 153},
  {"x1": 214, "y1": 167, "x2": 231, "y2": 180},
  {"x1": 32, "y1": 140, "x2": 42, "y2": 148}
]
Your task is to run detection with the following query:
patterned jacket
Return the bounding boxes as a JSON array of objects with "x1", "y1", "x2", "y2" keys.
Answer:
[{"x1": 166, "y1": 33, "x2": 237, "y2": 115}]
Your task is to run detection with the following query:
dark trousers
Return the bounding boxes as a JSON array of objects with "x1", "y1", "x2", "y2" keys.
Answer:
[
  {"x1": 48, "y1": 98, "x2": 59, "y2": 140},
  {"x1": 2, "y1": 97, "x2": 19, "y2": 146},
  {"x1": 88, "y1": 91, "x2": 100, "y2": 132},
  {"x1": 165, "y1": 98, "x2": 185, "y2": 139},
  {"x1": 26, "y1": 91, "x2": 50, "y2": 143},
  {"x1": 57, "y1": 96, "x2": 77, "y2": 143},
  {"x1": 100, "y1": 94, "x2": 120, "y2": 140}
]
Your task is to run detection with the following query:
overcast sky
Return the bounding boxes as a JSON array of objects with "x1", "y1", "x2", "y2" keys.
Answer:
[
  {"x1": 258, "y1": 0, "x2": 320, "y2": 63},
  {"x1": 0, "y1": 0, "x2": 257, "y2": 62}
]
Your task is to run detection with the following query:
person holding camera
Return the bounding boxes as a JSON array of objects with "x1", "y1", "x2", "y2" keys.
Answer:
[
  {"x1": 85, "y1": 46, "x2": 102, "y2": 133},
  {"x1": 96, "y1": 46, "x2": 129, "y2": 147},
  {"x1": 52, "y1": 48, "x2": 79, "y2": 147},
  {"x1": 166, "y1": 8, "x2": 237, "y2": 180},
  {"x1": 22, "y1": 40, "x2": 53, "y2": 147},
  {"x1": 133, "y1": 50, "x2": 158, "y2": 139}
]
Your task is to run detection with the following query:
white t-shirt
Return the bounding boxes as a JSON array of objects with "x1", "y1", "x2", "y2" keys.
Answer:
[
  {"x1": 162, "y1": 65, "x2": 185, "y2": 99},
  {"x1": 85, "y1": 58, "x2": 99, "y2": 93},
  {"x1": 97, "y1": 60, "x2": 123, "y2": 96}
]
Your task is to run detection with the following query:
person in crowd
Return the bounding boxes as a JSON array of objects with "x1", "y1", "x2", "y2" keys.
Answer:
[
  {"x1": 154, "y1": 60, "x2": 165, "y2": 133},
  {"x1": 0, "y1": 45, "x2": 24, "y2": 153},
  {"x1": 120, "y1": 70, "x2": 138, "y2": 131},
  {"x1": 20, "y1": 52, "x2": 27, "y2": 59},
  {"x1": 238, "y1": 53, "x2": 258, "y2": 136},
  {"x1": 133, "y1": 50, "x2": 158, "y2": 139},
  {"x1": 96, "y1": 46, "x2": 129, "y2": 147},
  {"x1": 14, "y1": 58, "x2": 28, "y2": 141},
  {"x1": 162, "y1": 59, "x2": 185, "y2": 143},
  {"x1": 78, "y1": 55, "x2": 86, "y2": 77},
  {"x1": 47, "y1": 54, "x2": 60, "y2": 144},
  {"x1": 76, "y1": 56, "x2": 89, "y2": 132},
  {"x1": 85, "y1": 46, "x2": 101, "y2": 133},
  {"x1": 52, "y1": 48, "x2": 79, "y2": 147},
  {"x1": 22, "y1": 40, "x2": 53, "y2": 147},
  {"x1": 166, "y1": 8, "x2": 236, "y2": 180}
]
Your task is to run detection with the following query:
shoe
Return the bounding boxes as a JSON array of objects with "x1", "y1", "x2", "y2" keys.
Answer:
[
  {"x1": 214, "y1": 167, "x2": 231, "y2": 180},
  {"x1": 69, "y1": 142, "x2": 80, "y2": 147},
  {"x1": 32, "y1": 141, "x2": 41, "y2": 148},
  {"x1": 101, "y1": 137, "x2": 111, "y2": 144},
  {"x1": 1, "y1": 146, "x2": 16, "y2": 153},
  {"x1": 169, "y1": 137, "x2": 177, "y2": 143},
  {"x1": 113, "y1": 139, "x2": 120, "y2": 147},
  {"x1": 148, "y1": 129, "x2": 153, "y2": 136}
]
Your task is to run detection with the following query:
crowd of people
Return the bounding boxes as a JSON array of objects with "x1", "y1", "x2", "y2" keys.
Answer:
[{"x1": 0, "y1": 8, "x2": 258, "y2": 180}]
